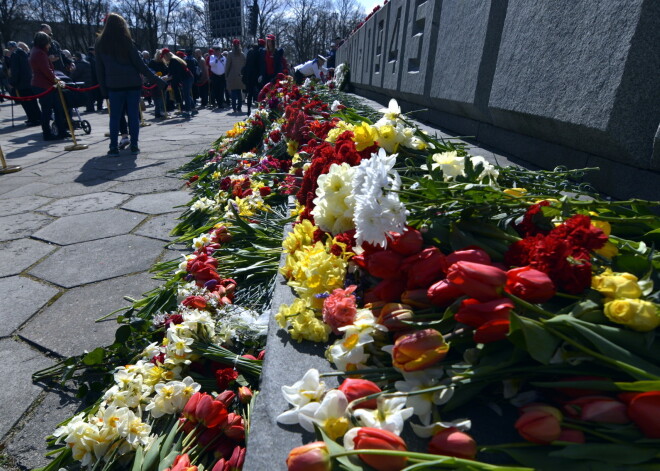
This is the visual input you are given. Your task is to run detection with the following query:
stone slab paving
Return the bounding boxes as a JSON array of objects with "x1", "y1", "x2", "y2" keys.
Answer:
[
  {"x1": 0, "y1": 277, "x2": 60, "y2": 338},
  {"x1": 0, "y1": 99, "x2": 240, "y2": 469},
  {"x1": 36, "y1": 191, "x2": 131, "y2": 217},
  {"x1": 0, "y1": 239, "x2": 56, "y2": 278},
  {"x1": 0, "y1": 213, "x2": 54, "y2": 242},
  {"x1": 0, "y1": 339, "x2": 54, "y2": 439},
  {"x1": 122, "y1": 190, "x2": 191, "y2": 214},
  {"x1": 32, "y1": 209, "x2": 147, "y2": 245},
  {"x1": 28, "y1": 234, "x2": 166, "y2": 288},
  {"x1": 20, "y1": 272, "x2": 161, "y2": 357}
]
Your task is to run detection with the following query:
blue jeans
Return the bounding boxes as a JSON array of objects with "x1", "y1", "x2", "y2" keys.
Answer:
[
  {"x1": 230, "y1": 89, "x2": 242, "y2": 111},
  {"x1": 108, "y1": 89, "x2": 140, "y2": 148}
]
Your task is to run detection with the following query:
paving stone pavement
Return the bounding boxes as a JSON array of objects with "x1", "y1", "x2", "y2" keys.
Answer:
[{"x1": 0, "y1": 100, "x2": 242, "y2": 469}]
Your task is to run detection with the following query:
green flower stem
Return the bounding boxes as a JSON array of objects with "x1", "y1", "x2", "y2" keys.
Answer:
[
  {"x1": 506, "y1": 294, "x2": 553, "y2": 319},
  {"x1": 562, "y1": 420, "x2": 625, "y2": 444},
  {"x1": 330, "y1": 449, "x2": 534, "y2": 470},
  {"x1": 543, "y1": 325, "x2": 660, "y2": 380}
]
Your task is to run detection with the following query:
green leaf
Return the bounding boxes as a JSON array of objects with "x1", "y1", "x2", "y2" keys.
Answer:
[
  {"x1": 158, "y1": 450, "x2": 181, "y2": 471},
  {"x1": 613, "y1": 254, "x2": 651, "y2": 277},
  {"x1": 550, "y1": 444, "x2": 658, "y2": 465},
  {"x1": 315, "y1": 425, "x2": 362, "y2": 471},
  {"x1": 642, "y1": 228, "x2": 660, "y2": 243},
  {"x1": 614, "y1": 380, "x2": 660, "y2": 392},
  {"x1": 508, "y1": 313, "x2": 560, "y2": 365},
  {"x1": 115, "y1": 324, "x2": 132, "y2": 343},
  {"x1": 82, "y1": 347, "x2": 105, "y2": 366},
  {"x1": 497, "y1": 446, "x2": 616, "y2": 471},
  {"x1": 131, "y1": 446, "x2": 145, "y2": 471}
]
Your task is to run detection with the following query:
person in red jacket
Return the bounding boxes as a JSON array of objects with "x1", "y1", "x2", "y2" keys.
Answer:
[{"x1": 29, "y1": 31, "x2": 68, "y2": 141}]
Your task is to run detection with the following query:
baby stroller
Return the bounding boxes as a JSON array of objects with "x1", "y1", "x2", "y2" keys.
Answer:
[{"x1": 50, "y1": 79, "x2": 92, "y2": 136}]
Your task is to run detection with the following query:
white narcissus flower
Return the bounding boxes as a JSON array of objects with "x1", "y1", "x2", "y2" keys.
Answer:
[
  {"x1": 331, "y1": 100, "x2": 342, "y2": 112},
  {"x1": 353, "y1": 395, "x2": 414, "y2": 435},
  {"x1": 394, "y1": 369, "x2": 455, "y2": 425},
  {"x1": 145, "y1": 376, "x2": 201, "y2": 418},
  {"x1": 277, "y1": 369, "x2": 328, "y2": 426},
  {"x1": 421, "y1": 151, "x2": 466, "y2": 180},
  {"x1": 469, "y1": 155, "x2": 500, "y2": 185},
  {"x1": 297, "y1": 389, "x2": 350, "y2": 439},
  {"x1": 167, "y1": 331, "x2": 194, "y2": 357},
  {"x1": 378, "y1": 98, "x2": 401, "y2": 122}
]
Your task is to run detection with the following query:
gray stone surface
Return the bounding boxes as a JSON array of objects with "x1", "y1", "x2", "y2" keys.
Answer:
[
  {"x1": 0, "y1": 213, "x2": 53, "y2": 242},
  {"x1": 0, "y1": 196, "x2": 51, "y2": 217},
  {"x1": 0, "y1": 339, "x2": 53, "y2": 439},
  {"x1": 36, "y1": 180, "x2": 118, "y2": 198},
  {"x1": 133, "y1": 213, "x2": 180, "y2": 241},
  {"x1": 37, "y1": 191, "x2": 131, "y2": 217},
  {"x1": 430, "y1": 0, "x2": 506, "y2": 121},
  {"x1": 122, "y1": 190, "x2": 190, "y2": 214},
  {"x1": 28, "y1": 234, "x2": 165, "y2": 288},
  {"x1": 20, "y1": 272, "x2": 161, "y2": 357},
  {"x1": 0, "y1": 239, "x2": 56, "y2": 278},
  {"x1": 381, "y1": 0, "x2": 409, "y2": 92},
  {"x1": 244, "y1": 232, "x2": 339, "y2": 471},
  {"x1": 109, "y1": 177, "x2": 184, "y2": 195},
  {"x1": 0, "y1": 277, "x2": 59, "y2": 338},
  {"x1": 4, "y1": 391, "x2": 82, "y2": 470},
  {"x1": 0, "y1": 182, "x2": 54, "y2": 199},
  {"x1": 488, "y1": 0, "x2": 659, "y2": 169},
  {"x1": 33, "y1": 209, "x2": 146, "y2": 245}
]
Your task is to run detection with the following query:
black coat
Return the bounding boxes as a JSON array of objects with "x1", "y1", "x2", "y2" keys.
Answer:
[
  {"x1": 259, "y1": 47, "x2": 285, "y2": 81},
  {"x1": 87, "y1": 53, "x2": 98, "y2": 84},
  {"x1": 8, "y1": 49, "x2": 32, "y2": 90},
  {"x1": 243, "y1": 45, "x2": 261, "y2": 86},
  {"x1": 71, "y1": 59, "x2": 92, "y2": 86}
]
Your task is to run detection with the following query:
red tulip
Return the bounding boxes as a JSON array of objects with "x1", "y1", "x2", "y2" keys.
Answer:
[
  {"x1": 427, "y1": 279, "x2": 464, "y2": 307},
  {"x1": 376, "y1": 303, "x2": 413, "y2": 331},
  {"x1": 454, "y1": 298, "x2": 514, "y2": 328},
  {"x1": 564, "y1": 396, "x2": 629, "y2": 424},
  {"x1": 400, "y1": 288, "x2": 433, "y2": 308},
  {"x1": 196, "y1": 393, "x2": 229, "y2": 428},
  {"x1": 428, "y1": 427, "x2": 477, "y2": 460},
  {"x1": 182, "y1": 295, "x2": 207, "y2": 309},
  {"x1": 557, "y1": 429, "x2": 585, "y2": 443},
  {"x1": 389, "y1": 227, "x2": 423, "y2": 256},
  {"x1": 441, "y1": 248, "x2": 491, "y2": 273},
  {"x1": 286, "y1": 442, "x2": 331, "y2": 471},
  {"x1": 366, "y1": 250, "x2": 404, "y2": 279},
  {"x1": 391, "y1": 329, "x2": 449, "y2": 372},
  {"x1": 626, "y1": 391, "x2": 660, "y2": 438},
  {"x1": 339, "y1": 378, "x2": 382, "y2": 409},
  {"x1": 364, "y1": 278, "x2": 406, "y2": 304},
  {"x1": 352, "y1": 427, "x2": 407, "y2": 471},
  {"x1": 447, "y1": 262, "x2": 507, "y2": 301},
  {"x1": 183, "y1": 392, "x2": 202, "y2": 422},
  {"x1": 238, "y1": 386, "x2": 253, "y2": 404},
  {"x1": 165, "y1": 454, "x2": 197, "y2": 471},
  {"x1": 473, "y1": 318, "x2": 510, "y2": 343},
  {"x1": 215, "y1": 390, "x2": 236, "y2": 407},
  {"x1": 402, "y1": 247, "x2": 446, "y2": 289},
  {"x1": 515, "y1": 404, "x2": 562, "y2": 444},
  {"x1": 505, "y1": 266, "x2": 556, "y2": 302},
  {"x1": 220, "y1": 412, "x2": 245, "y2": 441}
]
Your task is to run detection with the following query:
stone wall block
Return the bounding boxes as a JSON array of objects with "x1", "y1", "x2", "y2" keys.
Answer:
[
  {"x1": 382, "y1": 0, "x2": 411, "y2": 91},
  {"x1": 399, "y1": 0, "x2": 442, "y2": 97},
  {"x1": 488, "y1": 0, "x2": 659, "y2": 169}
]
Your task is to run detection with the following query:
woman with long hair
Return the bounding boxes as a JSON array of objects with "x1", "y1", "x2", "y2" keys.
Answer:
[
  {"x1": 95, "y1": 13, "x2": 165, "y2": 155},
  {"x1": 225, "y1": 39, "x2": 246, "y2": 113},
  {"x1": 161, "y1": 49, "x2": 193, "y2": 118}
]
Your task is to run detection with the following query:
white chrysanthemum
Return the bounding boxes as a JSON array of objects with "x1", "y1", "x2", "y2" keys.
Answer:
[
  {"x1": 421, "y1": 151, "x2": 465, "y2": 180},
  {"x1": 312, "y1": 163, "x2": 356, "y2": 234},
  {"x1": 351, "y1": 148, "x2": 408, "y2": 247},
  {"x1": 353, "y1": 396, "x2": 414, "y2": 435}
]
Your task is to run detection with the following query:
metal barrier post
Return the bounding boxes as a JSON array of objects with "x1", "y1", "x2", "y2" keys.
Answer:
[
  {"x1": 0, "y1": 145, "x2": 21, "y2": 174},
  {"x1": 57, "y1": 85, "x2": 88, "y2": 151}
]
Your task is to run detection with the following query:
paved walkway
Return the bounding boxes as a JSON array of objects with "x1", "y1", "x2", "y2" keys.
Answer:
[{"x1": 0, "y1": 100, "x2": 241, "y2": 470}]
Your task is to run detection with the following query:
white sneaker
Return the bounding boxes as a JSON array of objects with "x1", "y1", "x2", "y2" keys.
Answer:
[{"x1": 119, "y1": 136, "x2": 130, "y2": 150}]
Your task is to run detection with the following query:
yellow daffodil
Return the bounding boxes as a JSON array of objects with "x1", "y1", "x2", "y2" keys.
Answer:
[{"x1": 352, "y1": 121, "x2": 378, "y2": 151}]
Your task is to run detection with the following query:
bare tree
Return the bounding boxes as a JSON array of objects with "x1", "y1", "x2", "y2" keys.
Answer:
[{"x1": 0, "y1": 0, "x2": 30, "y2": 46}]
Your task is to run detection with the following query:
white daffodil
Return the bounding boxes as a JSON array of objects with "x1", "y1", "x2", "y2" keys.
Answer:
[
  {"x1": 353, "y1": 395, "x2": 413, "y2": 435},
  {"x1": 331, "y1": 100, "x2": 342, "y2": 112},
  {"x1": 469, "y1": 155, "x2": 500, "y2": 185},
  {"x1": 394, "y1": 369, "x2": 455, "y2": 425},
  {"x1": 411, "y1": 418, "x2": 472, "y2": 438},
  {"x1": 167, "y1": 331, "x2": 194, "y2": 357},
  {"x1": 192, "y1": 233, "x2": 213, "y2": 250},
  {"x1": 299, "y1": 389, "x2": 350, "y2": 440},
  {"x1": 421, "y1": 151, "x2": 465, "y2": 180},
  {"x1": 378, "y1": 98, "x2": 401, "y2": 122},
  {"x1": 281, "y1": 368, "x2": 327, "y2": 409}
]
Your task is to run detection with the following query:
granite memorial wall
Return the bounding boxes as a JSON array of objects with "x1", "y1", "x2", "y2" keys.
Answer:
[{"x1": 336, "y1": 0, "x2": 660, "y2": 200}]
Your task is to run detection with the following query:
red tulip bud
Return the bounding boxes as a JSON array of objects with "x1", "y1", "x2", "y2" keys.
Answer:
[
  {"x1": 182, "y1": 295, "x2": 207, "y2": 310},
  {"x1": 515, "y1": 404, "x2": 562, "y2": 444},
  {"x1": 402, "y1": 247, "x2": 446, "y2": 289},
  {"x1": 447, "y1": 261, "x2": 507, "y2": 301},
  {"x1": 400, "y1": 288, "x2": 433, "y2": 308},
  {"x1": 625, "y1": 391, "x2": 660, "y2": 438},
  {"x1": 366, "y1": 250, "x2": 404, "y2": 279},
  {"x1": 286, "y1": 442, "x2": 331, "y2": 471},
  {"x1": 454, "y1": 298, "x2": 514, "y2": 328},
  {"x1": 473, "y1": 318, "x2": 510, "y2": 343},
  {"x1": 376, "y1": 303, "x2": 413, "y2": 331},
  {"x1": 557, "y1": 428, "x2": 585, "y2": 443},
  {"x1": 441, "y1": 248, "x2": 491, "y2": 273},
  {"x1": 391, "y1": 329, "x2": 449, "y2": 372},
  {"x1": 564, "y1": 396, "x2": 629, "y2": 424},
  {"x1": 365, "y1": 278, "x2": 406, "y2": 304},
  {"x1": 238, "y1": 386, "x2": 253, "y2": 404},
  {"x1": 428, "y1": 427, "x2": 477, "y2": 460},
  {"x1": 339, "y1": 378, "x2": 382, "y2": 409},
  {"x1": 427, "y1": 279, "x2": 464, "y2": 307},
  {"x1": 388, "y1": 227, "x2": 423, "y2": 256},
  {"x1": 351, "y1": 427, "x2": 407, "y2": 471},
  {"x1": 505, "y1": 266, "x2": 556, "y2": 302}
]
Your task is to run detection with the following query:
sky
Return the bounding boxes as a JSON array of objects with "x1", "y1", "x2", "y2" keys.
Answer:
[{"x1": 357, "y1": 0, "x2": 383, "y2": 14}]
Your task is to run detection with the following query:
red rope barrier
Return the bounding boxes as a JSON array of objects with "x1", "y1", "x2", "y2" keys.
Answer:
[
  {"x1": 0, "y1": 87, "x2": 55, "y2": 102},
  {"x1": 64, "y1": 84, "x2": 100, "y2": 92},
  {"x1": 195, "y1": 80, "x2": 209, "y2": 87},
  {"x1": 142, "y1": 84, "x2": 159, "y2": 90}
]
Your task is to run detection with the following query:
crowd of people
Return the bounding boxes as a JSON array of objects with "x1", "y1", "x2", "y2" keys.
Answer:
[{"x1": 1, "y1": 14, "x2": 342, "y2": 155}]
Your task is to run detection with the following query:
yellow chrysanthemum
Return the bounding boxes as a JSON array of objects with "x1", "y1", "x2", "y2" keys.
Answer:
[
  {"x1": 275, "y1": 297, "x2": 330, "y2": 342},
  {"x1": 226, "y1": 121, "x2": 247, "y2": 138}
]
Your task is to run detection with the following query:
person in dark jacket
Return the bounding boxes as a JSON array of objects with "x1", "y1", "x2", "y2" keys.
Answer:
[
  {"x1": 39, "y1": 24, "x2": 73, "y2": 75},
  {"x1": 8, "y1": 41, "x2": 41, "y2": 125},
  {"x1": 29, "y1": 32, "x2": 68, "y2": 141},
  {"x1": 259, "y1": 34, "x2": 286, "y2": 86},
  {"x1": 86, "y1": 46, "x2": 103, "y2": 112},
  {"x1": 71, "y1": 52, "x2": 92, "y2": 85},
  {"x1": 95, "y1": 13, "x2": 166, "y2": 155},
  {"x1": 243, "y1": 40, "x2": 262, "y2": 115},
  {"x1": 161, "y1": 49, "x2": 193, "y2": 118},
  {"x1": 148, "y1": 49, "x2": 168, "y2": 118}
]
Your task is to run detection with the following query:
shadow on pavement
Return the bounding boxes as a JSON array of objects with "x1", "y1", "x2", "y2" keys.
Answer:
[{"x1": 75, "y1": 153, "x2": 163, "y2": 184}]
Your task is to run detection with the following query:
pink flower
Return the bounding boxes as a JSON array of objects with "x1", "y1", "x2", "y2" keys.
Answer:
[{"x1": 322, "y1": 285, "x2": 358, "y2": 334}]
